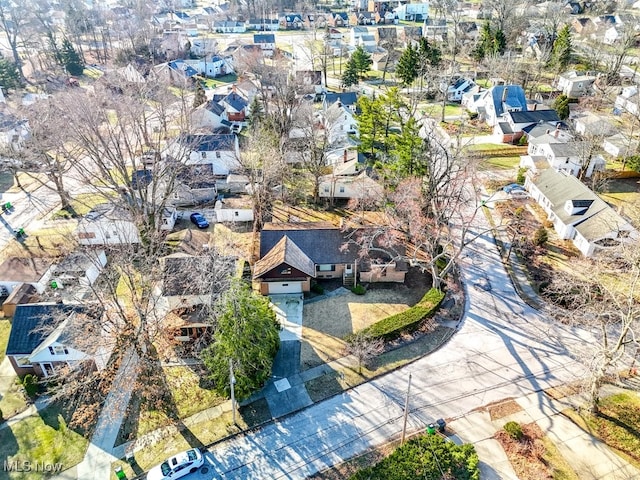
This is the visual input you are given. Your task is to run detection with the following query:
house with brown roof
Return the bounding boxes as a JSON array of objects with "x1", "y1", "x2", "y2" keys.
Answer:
[
  {"x1": 0, "y1": 257, "x2": 55, "y2": 295},
  {"x1": 252, "y1": 222, "x2": 407, "y2": 294}
]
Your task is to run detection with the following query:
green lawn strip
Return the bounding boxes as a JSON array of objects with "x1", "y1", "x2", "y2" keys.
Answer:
[
  {"x1": 0, "y1": 406, "x2": 88, "y2": 479},
  {"x1": 54, "y1": 192, "x2": 114, "y2": 218},
  {"x1": 482, "y1": 156, "x2": 521, "y2": 170},
  {"x1": 306, "y1": 326, "x2": 454, "y2": 403},
  {"x1": 111, "y1": 406, "x2": 256, "y2": 480},
  {"x1": 421, "y1": 103, "x2": 463, "y2": 118},
  {"x1": 540, "y1": 436, "x2": 580, "y2": 480},
  {"x1": 122, "y1": 366, "x2": 226, "y2": 440},
  {"x1": 0, "y1": 380, "x2": 29, "y2": 420},
  {"x1": 467, "y1": 143, "x2": 527, "y2": 155},
  {"x1": 0, "y1": 319, "x2": 10, "y2": 359},
  {"x1": 562, "y1": 392, "x2": 640, "y2": 469}
]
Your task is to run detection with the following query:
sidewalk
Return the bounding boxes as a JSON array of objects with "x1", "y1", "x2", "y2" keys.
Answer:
[{"x1": 449, "y1": 387, "x2": 640, "y2": 480}]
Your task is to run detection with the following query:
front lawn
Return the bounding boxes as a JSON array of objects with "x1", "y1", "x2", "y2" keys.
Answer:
[
  {"x1": 0, "y1": 319, "x2": 10, "y2": 359},
  {"x1": 117, "y1": 365, "x2": 226, "y2": 444},
  {"x1": 563, "y1": 392, "x2": 640, "y2": 469},
  {"x1": 0, "y1": 406, "x2": 88, "y2": 479}
]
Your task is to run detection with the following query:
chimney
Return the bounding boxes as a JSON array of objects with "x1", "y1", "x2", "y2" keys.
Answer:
[
  {"x1": 533, "y1": 103, "x2": 537, "y2": 111},
  {"x1": 554, "y1": 128, "x2": 560, "y2": 138},
  {"x1": 502, "y1": 87, "x2": 508, "y2": 103},
  {"x1": 232, "y1": 84, "x2": 237, "y2": 93},
  {"x1": 546, "y1": 129, "x2": 550, "y2": 134},
  {"x1": 343, "y1": 149, "x2": 348, "y2": 163}
]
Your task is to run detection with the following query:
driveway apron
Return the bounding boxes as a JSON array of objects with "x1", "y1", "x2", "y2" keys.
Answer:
[{"x1": 265, "y1": 295, "x2": 312, "y2": 418}]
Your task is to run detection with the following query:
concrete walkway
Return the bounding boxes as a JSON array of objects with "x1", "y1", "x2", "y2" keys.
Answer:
[{"x1": 72, "y1": 348, "x2": 139, "y2": 480}]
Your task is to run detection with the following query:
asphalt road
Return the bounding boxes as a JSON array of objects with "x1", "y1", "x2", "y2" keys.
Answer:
[{"x1": 188, "y1": 201, "x2": 591, "y2": 479}]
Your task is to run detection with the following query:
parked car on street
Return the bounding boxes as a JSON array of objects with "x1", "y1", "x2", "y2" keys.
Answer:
[
  {"x1": 503, "y1": 183, "x2": 525, "y2": 193},
  {"x1": 190, "y1": 212, "x2": 209, "y2": 229},
  {"x1": 147, "y1": 448, "x2": 204, "y2": 480},
  {"x1": 509, "y1": 190, "x2": 530, "y2": 199}
]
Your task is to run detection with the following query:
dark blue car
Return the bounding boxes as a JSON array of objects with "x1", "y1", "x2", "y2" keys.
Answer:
[
  {"x1": 503, "y1": 183, "x2": 525, "y2": 194},
  {"x1": 190, "y1": 212, "x2": 209, "y2": 229}
]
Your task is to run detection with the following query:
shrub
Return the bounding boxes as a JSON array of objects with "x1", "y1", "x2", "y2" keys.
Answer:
[
  {"x1": 360, "y1": 289, "x2": 445, "y2": 340},
  {"x1": 351, "y1": 284, "x2": 366, "y2": 295},
  {"x1": 516, "y1": 167, "x2": 527, "y2": 185},
  {"x1": 533, "y1": 227, "x2": 548, "y2": 246},
  {"x1": 517, "y1": 135, "x2": 527, "y2": 146},
  {"x1": 311, "y1": 283, "x2": 325, "y2": 294},
  {"x1": 350, "y1": 433, "x2": 480, "y2": 480},
  {"x1": 504, "y1": 421, "x2": 524, "y2": 441},
  {"x1": 0, "y1": 406, "x2": 3, "y2": 421},
  {"x1": 21, "y1": 374, "x2": 39, "y2": 398}
]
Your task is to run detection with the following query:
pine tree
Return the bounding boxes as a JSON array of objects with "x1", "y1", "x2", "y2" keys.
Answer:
[
  {"x1": 60, "y1": 38, "x2": 84, "y2": 76},
  {"x1": 552, "y1": 94, "x2": 570, "y2": 120},
  {"x1": 396, "y1": 44, "x2": 419, "y2": 86},
  {"x1": 0, "y1": 58, "x2": 22, "y2": 91},
  {"x1": 418, "y1": 38, "x2": 441, "y2": 67},
  {"x1": 351, "y1": 45, "x2": 372, "y2": 79},
  {"x1": 193, "y1": 83, "x2": 207, "y2": 108},
  {"x1": 550, "y1": 25, "x2": 572, "y2": 73},
  {"x1": 492, "y1": 29, "x2": 507, "y2": 55},
  {"x1": 247, "y1": 96, "x2": 264, "y2": 128},
  {"x1": 342, "y1": 58, "x2": 359, "y2": 87},
  {"x1": 473, "y1": 23, "x2": 493, "y2": 62}
]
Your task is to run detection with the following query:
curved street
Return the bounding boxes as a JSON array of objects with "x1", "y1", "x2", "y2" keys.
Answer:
[{"x1": 196, "y1": 202, "x2": 593, "y2": 479}]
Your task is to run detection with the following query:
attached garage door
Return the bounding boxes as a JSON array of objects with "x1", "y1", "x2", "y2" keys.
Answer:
[{"x1": 268, "y1": 282, "x2": 303, "y2": 294}]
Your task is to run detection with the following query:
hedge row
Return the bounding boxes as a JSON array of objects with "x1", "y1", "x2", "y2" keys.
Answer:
[{"x1": 360, "y1": 288, "x2": 445, "y2": 341}]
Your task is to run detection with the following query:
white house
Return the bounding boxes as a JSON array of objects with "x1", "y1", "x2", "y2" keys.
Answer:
[
  {"x1": 77, "y1": 203, "x2": 177, "y2": 246},
  {"x1": 556, "y1": 71, "x2": 597, "y2": 98},
  {"x1": 394, "y1": 2, "x2": 429, "y2": 21},
  {"x1": 50, "y1": 250, "x2": 107, "y2": 289},
  {"x1": 253, "y1": 33, "x2": 276, "y2": 55},
  {"x1": 469, "y1": 85, "x2": 528, "y2": 127},
  {"x1": 573, "y1": 112, "x2": 616, "y2": 136},
  {"x1": 6, "y1": 303, "x2": 115, "y2": 378},
  {"x1": 319, "y1": 160, "x2": 383, "y2": 202},
  {"x1": 350, "y1": 26, "x2": 371, "y2": 47},
  {"x1": 0, "y1": 257, "x2": 55, "y2": 295},
  {"x1": 180, "y1": 134, "x2": 241, "y2": 175},
  {"x1": 213, "y1": 21, "x2": 246, "y2": 33},
  {"x1": 526, "y1": 169, "x2": 638, "y2": 256},
  {"x1": 323, "y1": 100, "x2": 359, "y2": 145},
  {"x1": 523, "y1": 136, "x2": 605, "y2": 178},
  {"x1": 603, "y1": 133, "x2": 639, "y2": 158},
  {"x1": 190, "y1": 100, "x2": 228, "y2": 130},
  {"x1": 172, "y1": 163, "x2": 218, "y2": 206},
  {"x1": 615, "y1": 85, "x2": 639, "y2": 115},
  {"x1": 246, "y1": 18, "x2": 280, "y2": 31},
  {"x1": 196, "y1": 55, "x2": 234, "y2": 78},
  {"x1": 443, "y1": 77, "x2": 478, "y2": 102}
]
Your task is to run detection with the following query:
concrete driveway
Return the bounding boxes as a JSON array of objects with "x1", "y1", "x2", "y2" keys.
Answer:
[{"x1": 200, "y1": 201, "x2": 594, "y2": 479}]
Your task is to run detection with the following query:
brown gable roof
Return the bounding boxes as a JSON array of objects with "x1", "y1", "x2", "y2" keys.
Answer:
[{"x1": 253, "y1": 236, "x2": 316, "y2": 279}]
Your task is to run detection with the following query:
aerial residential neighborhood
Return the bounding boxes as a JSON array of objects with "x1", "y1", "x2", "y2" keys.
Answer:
[{"x1": 0, "y1": 0, "x2": 639, "y2": 479}]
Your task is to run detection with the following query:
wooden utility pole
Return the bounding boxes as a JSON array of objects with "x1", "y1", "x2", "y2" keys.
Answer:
[{"x1": 401, "y1": 373, "x2": 412, "y2": 444}]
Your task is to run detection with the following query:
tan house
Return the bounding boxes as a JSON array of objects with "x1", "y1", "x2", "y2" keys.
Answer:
[{"x1": 252, "y1": 222, "x2": 407, "y2": 294}]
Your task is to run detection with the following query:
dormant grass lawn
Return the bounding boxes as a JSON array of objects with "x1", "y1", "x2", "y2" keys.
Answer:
[
  {"x1": 562, "y1": 392, "x2": 640, "y2": 469},
  {"x1": 0, "y1": 319, "x2": 10, "y2": 359}
]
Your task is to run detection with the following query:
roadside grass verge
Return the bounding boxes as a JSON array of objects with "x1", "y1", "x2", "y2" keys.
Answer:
[
  {"x1": 0, "y1": 405, "x2": 89, "y2": 480},
  {"x1": 562, "y1": 392, "x2": 640, "y2": 470},
  {"x1": 481, "y1": 156, "x2": 521, "y2": 170},
  {"x1": 0, "y1": 319, "x2": 10, "y2": 358}
]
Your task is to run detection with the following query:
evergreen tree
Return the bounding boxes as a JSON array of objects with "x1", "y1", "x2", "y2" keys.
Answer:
[
  {"x1": 193, "y1": 83, "x2": 207, "y2": 108},
  {"x1": 342, "y1": 58, "x2": 359, "y2": 87},
  {"x1": 552, "y1": 94, "x2": 570, "y2": 120},
  {"x1": 418, "y1": 38, "x2": 441, "y2": 67},
  {"x1": 550, "y1": 25, "x2": 572, "y2": 72},
  {"x1": 247, "y1": 95, "x2": 264, "y2": 128},
  {"x1": 357, "y1": 95, "x2": 385, "y2": 156},
  {"x1": 396, "y1": 44, "x2": 419, "y2": 86},
  {"x1": 473, "y1": 23, "x2": 493, "y2": 62},
  {"x1": 391, "y1": 117, "x2": 422, "y2": 176},
  {"x1": 492, "y1": 29, "x2": 507, "y2": 55},
  {"x1": 201, "y1": 281, "x2": 280, "y2": 400},
  {"x1": 0, "y1": 58, "x2": 22, "y2": 91},
  {"x1": 60, "y1": 38, "x2": 84, "y2": 76},
  {"x1": 351, "y1": 45, "x2": 372, "y2": 79}
]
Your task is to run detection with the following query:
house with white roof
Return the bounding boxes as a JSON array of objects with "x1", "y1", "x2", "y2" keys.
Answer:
[
  {"x1": 615, "y1": 85, "x2": 639, "y2": 115},
  {"x1": 526, "y1": 169, "x2": 638, "y2": 256}
]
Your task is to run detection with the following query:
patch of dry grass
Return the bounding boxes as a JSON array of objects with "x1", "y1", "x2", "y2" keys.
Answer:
[
  {"x1": 301, "y1": 287, "x2": 425, "y2": 369},
  {"x1": 488, "y1": 399, "x2": 524, "y2": 421}
]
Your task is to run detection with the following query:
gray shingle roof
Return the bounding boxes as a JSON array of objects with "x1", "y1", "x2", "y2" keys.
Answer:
[
  {"x1": 531, "y1": 169, "x2": 632, "y2": 241},
  {"x1": 253, "y1": 236, "x2": 316, "y2": 278},
  {"x1": 259, "y1": 223, "x2": 359, "y2": 265},
  {"x1": 6, "y1": 304, "x2": 87, "y2": 355}
]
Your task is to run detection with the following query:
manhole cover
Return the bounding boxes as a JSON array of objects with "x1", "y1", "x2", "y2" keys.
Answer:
[{"x1": 201, "y1": 466, "x2": 209, "y2": 473}]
